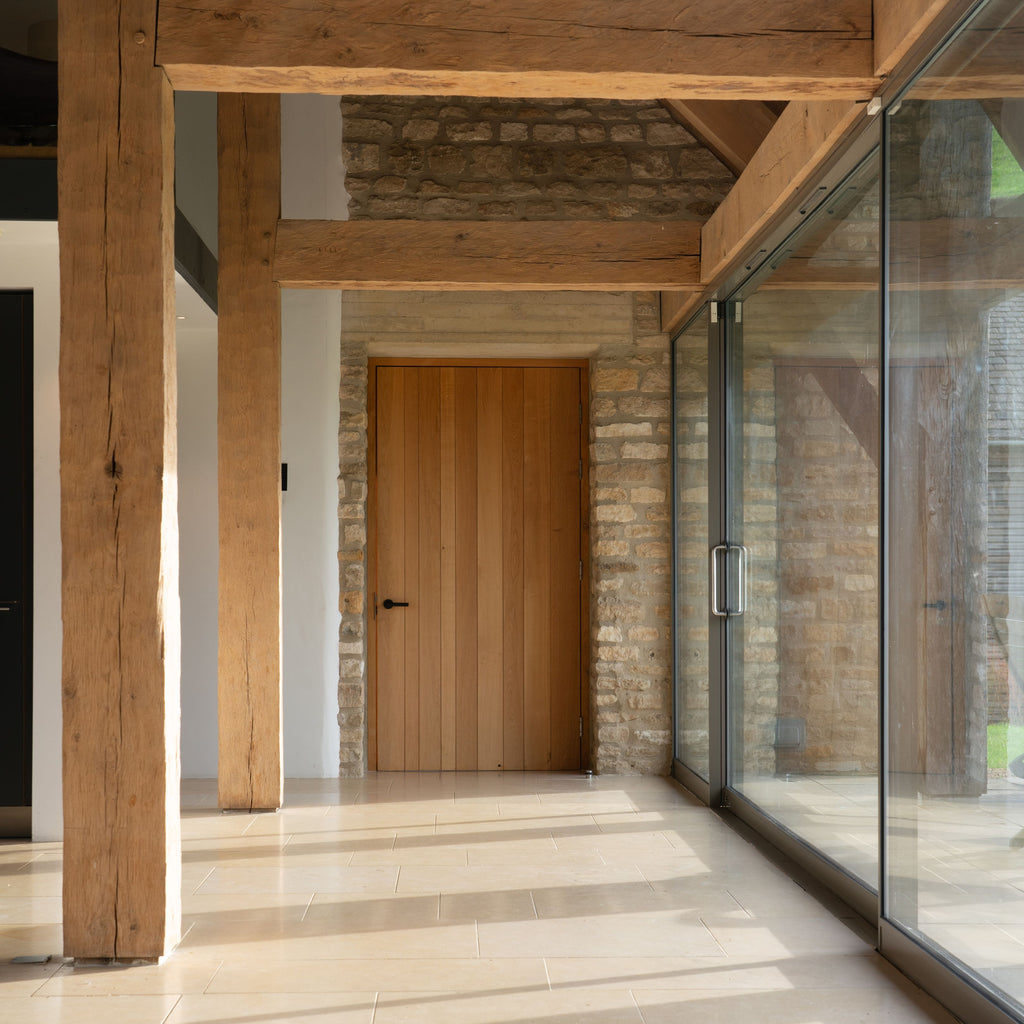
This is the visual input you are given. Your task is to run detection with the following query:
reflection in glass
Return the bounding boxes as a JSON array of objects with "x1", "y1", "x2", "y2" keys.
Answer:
[
  {"x1": 727, "y1": 156, "x2": 881, "y2": 889},
  {"x1": 886, "y1": 0, "x2": 1024, "y2": 1011},
  {"x1": 674, "y1": 315, "x2": 710, "y2": 780}
]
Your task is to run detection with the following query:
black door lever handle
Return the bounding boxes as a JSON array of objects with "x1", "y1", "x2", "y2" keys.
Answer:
[{"x1": 382, "y1": 599, "x2": 409, "y2": 609}]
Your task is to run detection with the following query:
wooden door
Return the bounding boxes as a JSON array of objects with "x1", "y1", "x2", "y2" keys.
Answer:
[{"x1": 371, "y1": 362, "x2": 586, "y2": 771}]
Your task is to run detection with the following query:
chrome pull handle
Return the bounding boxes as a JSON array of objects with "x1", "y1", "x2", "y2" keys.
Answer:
[{"x1": 711, "y1": 544, "x2": 729, "y2": 617}]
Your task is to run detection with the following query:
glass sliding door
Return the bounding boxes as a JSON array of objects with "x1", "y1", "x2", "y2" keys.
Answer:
[
  {"x1": 724, "y1": 156, "x2": 881, "y2": 890},
  {"x1": 673, "y1": 311, "x2": 712, "y2": 785},
  {"x1": 885, "y1": 0, "x2": 1024, "y2": 1013}
]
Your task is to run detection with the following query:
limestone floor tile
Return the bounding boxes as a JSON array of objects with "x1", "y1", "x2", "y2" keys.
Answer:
[
  {"x1": 0, "y1": 896, "x2": 62, "y2": 924},
  {"x1": 194, "y1": 864, "x2": 399, "y2": 895},
  {"x1": 632, "y1": 984, "x2": 956, "y2": 1023},
  {"x1": 531, "y1": 879, "x2": 741, "y2": 920},
  {"x1": 35, "y1": 959, "x2": 223, "y2": 996},
  {"x1": 0, "y1": 994, "x2": 181, "y2": 1023},
  {"x1": 0, "y1": 959, "x2": 63, "y2": 997},
  {"x1": 395, "y1": 862, "x2": 643, "y2": 894},
  {"x1": 178, "y1": 918, "x2": 479, "y2": 961},
  {"x1": 165, "y1": 992, "x2": 376, "y2": 1023},
  {"x1": 700, "y1": 914, "x2": 874, "y2": 959},
  {"x1": 477, "y1": 910, "x2": 724, "y2": 958},
  {"x1": 181, "y1": 833, "x2": 290, "y2": 869},
  {"x1": 370, "y1": 988, "x2": 645, "y2": 1024},
  {"x1": 181, "y1": 891, "x2": 313, "y2": 922},
  {"x1": 0, "y1": 922, "x2": 63, "y2": 960},
  {"x1": 179, "y1": 811, "x2": 257, "y2": 840},
  {"x1": 207, "y1": 957, "x2": 548, "y2": 994},
  {"x1": 0, "y1": 864, "x2": 62, "y2": 898},
  {"x1": 552, "y1": 831, "x2": 675, "y2": 860},
  {"x1": 545, "y1": 950, "x2": 902, "y2": 992},
  {"x1": 303, "y1": 892, "x2": 442, "y2": 930},
  {"x1": 439, "y1": 888, "x2": 538, "y2": 923},
  {"x1": 349, "y1": 845, "x2": 469, "y2": 866}
]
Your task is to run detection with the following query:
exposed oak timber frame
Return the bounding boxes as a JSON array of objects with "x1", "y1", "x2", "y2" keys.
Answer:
[
  {"x1": 661, "y1": 100, "x2": 866, "y2": 333},
  {"x1": 659, "y1": 100, "x2": 781, "y2": 177},
  {"x1": 59, "y1": 0, "x2": 181, "y2": 959},
  {"x1": 274, "y1": 221, "x2": 703, "y2": 291},
  {"x1": 217, "y1": 93, "x2": 284, "y2": 811},
  {"x1": 54, "y1": 0, "x2": 1014, "y2": 967},
  {"x1": 155, "y1": 0, "x2": 877, "y2": 99},
  {"x1": 874, "y1": 0, "x2": 979, "y2": 78}
]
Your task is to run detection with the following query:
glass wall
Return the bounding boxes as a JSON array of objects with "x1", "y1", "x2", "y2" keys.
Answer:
[
  {"x1": 726, "y1": 157, "x2": 881, "y2": 889},
  {"x1": 885, "y1": 0, "x2": 1024, "y2": 1012},
  {"x1": 670, "y1": 0, "x2": 1024, "y2": 1013},
  {"x1": 673, "y1": 314, "x2": 711, "y2": 782}
]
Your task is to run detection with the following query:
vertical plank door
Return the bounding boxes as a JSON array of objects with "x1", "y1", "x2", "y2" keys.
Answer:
[{"x1": 373, "y1": 363, "x2": 584, "y2": 771}]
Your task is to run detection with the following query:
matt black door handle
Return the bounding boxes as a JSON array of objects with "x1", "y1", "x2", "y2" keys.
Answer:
[{"x1": 382, "y1": 599, "x2": 409, "y2": 609}]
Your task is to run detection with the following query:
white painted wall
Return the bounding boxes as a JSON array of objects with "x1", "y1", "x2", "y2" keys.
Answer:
[
  {"x1": 176, "y1": 93, "x2": 345, "y2": 778},
  {"x1": 0, "y1": 221, "x2": 61, "y2": 841},
  {"x1": 177, "y1": 320, "x2": 219, "y2": 778},
  {"x1": 174, "y1": 92, "x2": 218, "y2": 253},
  {"x1": 280, "y1": 94, "x2": 345, "y2": 777}
]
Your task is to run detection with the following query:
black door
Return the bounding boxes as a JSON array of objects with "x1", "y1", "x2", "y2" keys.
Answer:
[{"x1": 0, "y1": 291, "x2": 32, "y2": 825}]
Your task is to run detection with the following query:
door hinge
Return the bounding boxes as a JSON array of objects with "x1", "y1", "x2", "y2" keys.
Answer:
[
  {"x1": 735, "y1": 301, "x2": 743, "y2": 324},
  {"x1": 710, "y1": 302, "x2": 719, "y2": 324},
  {"x1": 579, "y1": 716, "x2": 583, "y2": 739},
  {"x1": 578, "y1": 458, "x2": 583, "y2": 480},
  {"x1": 579, "y1": 403, "x2": 583, "y2": 425},
  {"x1": 579, "y1": 560, "x2": 583, "y2": 582}
]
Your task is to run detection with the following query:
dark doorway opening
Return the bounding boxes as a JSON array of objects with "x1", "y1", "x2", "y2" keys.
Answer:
[{"x1": 0, "y1": 290, "x2": 32, "y2": 836}]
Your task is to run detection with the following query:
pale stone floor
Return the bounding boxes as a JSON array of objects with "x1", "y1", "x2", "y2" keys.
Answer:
[
  {"x1": 0, "y1": 773, "x2": 959, "y2": 1023},
  {"x1": 742, "y1": 771, "x2": 1024, "y2": 1010}
]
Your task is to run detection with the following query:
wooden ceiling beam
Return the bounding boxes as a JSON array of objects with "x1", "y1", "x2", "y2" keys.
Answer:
[
  {"x1": 156, "y1": 0, "x2": 876, "y2": 99},
  {"x1": 274, "y1": 220, "x2": 703, "y2": 291},
  {"x1": 659, "y1": 100, "x2": 780, "y2": 176}
]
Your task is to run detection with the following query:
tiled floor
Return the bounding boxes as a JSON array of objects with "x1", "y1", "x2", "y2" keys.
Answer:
[{"x1": 0, "y1": 773, "x2": 957, "y2": 1023}]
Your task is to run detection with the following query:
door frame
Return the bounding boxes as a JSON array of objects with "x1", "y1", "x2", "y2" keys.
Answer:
[{"x1": 367, "y1": 356, "x2": 591, "y2": 771}]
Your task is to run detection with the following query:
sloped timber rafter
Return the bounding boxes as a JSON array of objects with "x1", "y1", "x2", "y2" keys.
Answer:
[{"x1": 155, "y1": 0, "x2": 877, "y2": 99}]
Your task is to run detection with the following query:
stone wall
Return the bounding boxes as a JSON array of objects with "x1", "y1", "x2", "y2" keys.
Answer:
[
  {"x1": 336, "y1": 95, "x2": 732, "y2": 775},
  {"x1": 342, "y1": 97, "x2": 730, "y2": 222},
  {"x1": 337, "y1": 345, "x2": 369, "y2": 776}
]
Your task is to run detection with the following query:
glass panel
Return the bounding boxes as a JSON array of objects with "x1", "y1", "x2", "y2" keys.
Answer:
[
  {"x1": 886, "y1": 0, "x2": 1024, "y2": 1008},
  {"x1": 674, "y1": 314, "x2": 710, "y2": 781},
  {"x1": 727, "y1": 156, "x2": 881, "y2": 888}
]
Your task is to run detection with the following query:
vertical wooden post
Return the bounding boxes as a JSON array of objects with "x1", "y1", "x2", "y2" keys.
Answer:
[
  {"x1": 217, "y1": 94, "x2": 283, "y2": 810},
  {"x1": 58, "y1": 0, "x2": 181, "y2": 959}
]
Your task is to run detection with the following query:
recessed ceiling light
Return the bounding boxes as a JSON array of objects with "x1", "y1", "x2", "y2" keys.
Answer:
[{"x1": 176, "y1": 315, "x2": 187, "y2": 320}]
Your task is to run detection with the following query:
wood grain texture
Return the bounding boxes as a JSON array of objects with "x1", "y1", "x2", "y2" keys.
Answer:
[
  {"x1": 440, "y1": 368, "x2": 458, "y2": 770},
  {"x1": 700, "y1": 101, "x2": 864, "y2": 285},
  {"x1": 524, "y1": 372, "x2": 553, "y2": 769},
  {"x1": 417, "y1": 369, "x2": 443, "y2": 770},
  {"x1": 372, "y1": 362, "x2": 585, "y2": 771},
  {"x1": 275, "y1": 220, "x2": 702, "y2": 292},
  {"x1": 375, "y1": 367, "x2": 406, "y2": 770},
  {"x1": 502, "y1": 369, "x2": 526, "y2": 770},
  {"x1": 660, "y1": 100, "x2": 779, "y2": 176},
  {"x1": 454, "y1": 369, "x2": 479, "y2": 770},
  {"x1": 477, "y1": 368, "x2": 505, "y2": 768},
  {"x1": 156, "y1": 0, "x2": 875, "y2": 97},
  {"x1": 217, "y1": 93, "x2": 283, "y2": 810},
  {"x1": 402, "y1": 369, "x2": 421, "y2": 769},
  {"x1": 874, "y1": 0, "x2": 975, "y2": 78},
  {"x1": 58, "y1": 0, "x2": 181, "y2": 959},
  {"x1": 660, "y1": 291, "x2": 705, "y2": 334}
]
